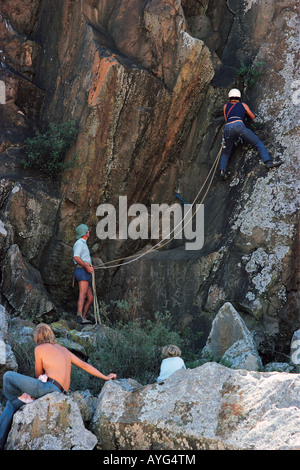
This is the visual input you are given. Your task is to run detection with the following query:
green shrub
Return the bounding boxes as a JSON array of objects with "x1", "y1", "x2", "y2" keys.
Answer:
[
  {"x1": 88, "y1": 312, "x2": 184, "y2": 387},
  {"x1": 237, "y1": 61, "x2": 265, "y2": 87},
  {"x1": 22, "y1": 120, "x2": 77, "y2": 177},
  {"x1": 69, "y1": 293, "x2": 204, "y2": 393}
]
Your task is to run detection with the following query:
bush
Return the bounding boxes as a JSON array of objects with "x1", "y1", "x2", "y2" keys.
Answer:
[
  {"x1": 70, "y1": 291, "x2": 203, "y2": 393},
  {"x1": 237, "y1": 61, "x2": 265, "y2": 88},
  {"x1": 88, "y1": 312, "x2": 183, "y2": 387},
  {"x1": 22, "y1": 120, "x2": 77, "y2": 177}
]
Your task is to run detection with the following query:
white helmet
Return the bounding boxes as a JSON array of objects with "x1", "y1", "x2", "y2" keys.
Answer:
[{"x1": 228, "y1": 88, "x2": 241, "y2": 99}]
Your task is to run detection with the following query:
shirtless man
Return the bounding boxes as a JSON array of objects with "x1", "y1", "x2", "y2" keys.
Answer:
[{"x1": 0, "y1": 323, "x2": 116, "y2": 449}]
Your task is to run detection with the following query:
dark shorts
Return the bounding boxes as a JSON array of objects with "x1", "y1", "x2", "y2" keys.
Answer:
[{"x1": 74, "y1": 266, "x2": 92, "y2": 285}]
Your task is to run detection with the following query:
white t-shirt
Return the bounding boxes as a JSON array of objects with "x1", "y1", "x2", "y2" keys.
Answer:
[{"x1": 157, "y1": 356, "x2": 186, "y2": 382}]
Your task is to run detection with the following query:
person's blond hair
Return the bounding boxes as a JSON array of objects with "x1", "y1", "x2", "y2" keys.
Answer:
[
  {"x1": 162, "y1": 344, "x2": 182, "y2": 359},
  {"x1": 34, "y1": 323, "x2": 56, "y2": 345}
]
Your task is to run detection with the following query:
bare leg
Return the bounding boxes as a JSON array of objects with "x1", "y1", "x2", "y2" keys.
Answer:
[
  {"x1": 82, "y1": 285, "x2": 94, "y2": 318},
  {"x1": 77, "y1": 280, "x2": 94, "y2": 323}
]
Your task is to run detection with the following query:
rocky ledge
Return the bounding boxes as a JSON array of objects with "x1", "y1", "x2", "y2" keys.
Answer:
[
  {"x1": 4, "y1": 362, "x2": 300, "y2": 451},
  {"x1": 1, "y1": 301, "x2": 299, "y2": 450}
]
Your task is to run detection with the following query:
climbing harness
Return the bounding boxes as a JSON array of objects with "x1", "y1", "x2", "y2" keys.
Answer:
[
  {"x1": 234, "y1": 136, "x2": 244, "y2": 146},
  {"x1": 92, "y1": 144, "x2": 222, "y2": 271}
]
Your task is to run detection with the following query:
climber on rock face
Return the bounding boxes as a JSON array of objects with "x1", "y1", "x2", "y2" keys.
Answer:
[
  {"x1": 73, "y1": 223, "x2": 94, "y2": 324},
  {"x1": 220, "y1": 88, "x2": 284, "y2": 180}
]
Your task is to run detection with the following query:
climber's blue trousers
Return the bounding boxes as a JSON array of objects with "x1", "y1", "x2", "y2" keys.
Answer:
[
  {"x1": 220, "y1": 121, "x2": 271, "y2": 171},
  {"x1": 0, "y1": 371, "x2": 60, "y2": 449}
]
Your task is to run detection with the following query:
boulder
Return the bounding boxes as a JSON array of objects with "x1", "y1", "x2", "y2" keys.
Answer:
[
  {"x1": 264, "y1": 362, "x2": 294, "y2": 373},
  {"x1": 71, "y1": 389, "x2": 97, "y2": 426},
  {"x1": 1, "y1": 181, "x2": 60, "y2": 269},
  {"x1": 221, "y1": 339, "x2": 262, "y2": 371},
  {"x1": 291, "y1": 329, "x2": 300, "y2": 368},
  {"x1": 8, "y1": 317, "x2": 35, "y2": 346},
  {"x1": 6, "y1": 392, "x2": 97, "y2": 450},
  {"x1": 0, "y1": 244, "x2": 57, "y2": 320},
  {"x1": 91, "y1": 363, "x2": 300, "y2": 450},
  {"x1": 203, "y1": 302, "x2": 262, "y2": 371},
  {"x1": 0, "y1": 304, "x2": 18, "y2": 383}
]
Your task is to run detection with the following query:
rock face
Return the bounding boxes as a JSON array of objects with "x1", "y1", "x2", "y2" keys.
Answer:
[
  {"x1": 90, "y1": 363, "x2": 300, "y2": 450},
  {"x1": 0, "y1": 0, "x2": 299, "y2": 363},
  {"x1": 100, "y1": 0, "x2": 300, "y2": 360}
]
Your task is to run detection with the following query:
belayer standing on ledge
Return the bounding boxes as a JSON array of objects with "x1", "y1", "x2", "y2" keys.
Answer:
[
  {"x1": 220, "y1": 88, "x2": 284, "y2": 180},
  {"x1": 73, "y1": 223, "x2": 94, "y2": 324}
]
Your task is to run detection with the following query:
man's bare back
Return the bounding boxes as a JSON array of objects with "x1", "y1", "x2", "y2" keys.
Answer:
[
  {"x1": 35, "y1": 343, "x2": 116, "y2": 391},
  {"x1": 0, "y1": 323, "x2": 116, "y2": 450}
]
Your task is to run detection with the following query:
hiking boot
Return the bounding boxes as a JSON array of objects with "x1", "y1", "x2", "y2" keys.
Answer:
[
  {"x1": 265, "y1": 160, "x2": 284, "y2": 169},
  {"x1": 220, "y1": 169, "x2": 227, "y2": 180},
  {"x1": 76, "y1": 315, "x2": 92, "y2": 324}
]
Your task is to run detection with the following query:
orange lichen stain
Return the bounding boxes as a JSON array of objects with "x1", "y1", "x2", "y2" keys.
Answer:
[
  {"x1": 222, "y1": 403, "x2": 244, "y2": 416},
  {"x1": 88, "y1": 55, "x2": 117, "y2": 107}
]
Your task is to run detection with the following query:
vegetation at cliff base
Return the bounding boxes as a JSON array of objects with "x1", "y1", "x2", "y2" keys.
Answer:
[
  {"x1": 71, "y1": 308, "x2": 203, "y2": 393},
  {"x1": 72, "y1": 312, "x2": 185, "y2": 392}
]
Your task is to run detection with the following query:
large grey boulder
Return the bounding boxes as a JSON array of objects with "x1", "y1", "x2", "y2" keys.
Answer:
[
  {"x1": 203, "y1": 302, "x2": 262, "y2": 371},
  {"x1": 0, "y1": 305, "x2": 18, "y2": 383},
  {"x1": 6, "y1": 392, "x2": 97, "y2": 450},
  {"x1": 291, "y1": 330, "x2": 300, "y2": 367},
  {"x1": 91, "y1": 363, "x2": 300, "y2": 450},
  {"x1": 1, "y1": 244, "x2": 56, "y2": 320}
]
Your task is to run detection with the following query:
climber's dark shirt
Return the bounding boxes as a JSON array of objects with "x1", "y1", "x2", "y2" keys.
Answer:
[{"x1": 224, "y1": 100, "x2": 255, "y2": 124}]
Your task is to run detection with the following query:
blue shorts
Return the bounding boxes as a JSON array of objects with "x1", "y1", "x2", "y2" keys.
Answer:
[{"x1": 74, "y1": 266, "x2": 92, "y2": 285}]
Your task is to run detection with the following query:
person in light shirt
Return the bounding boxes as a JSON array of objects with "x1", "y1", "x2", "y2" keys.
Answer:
[
  {"x1": 73, "y1": 224, "x2": 94, "y2": 324},
  {"x1": 157, "y1": 345, "x2": 186, "y2": 383}
]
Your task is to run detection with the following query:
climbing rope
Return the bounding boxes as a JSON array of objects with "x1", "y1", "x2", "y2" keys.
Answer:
[
  {"x1": 93, "y1": 145, "x2": 222, "y2": 270},
  {"x1": 92, "y1": 271, "x2": 102, "y2": 324},
  {"x1": 90, "y1": 145, "x2": 222, "y2": 324}
]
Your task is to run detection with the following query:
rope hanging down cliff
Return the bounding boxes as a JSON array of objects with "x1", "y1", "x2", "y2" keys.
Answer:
[{"x1": 92, "y1": 145, "x2": 222, "y2": 271}]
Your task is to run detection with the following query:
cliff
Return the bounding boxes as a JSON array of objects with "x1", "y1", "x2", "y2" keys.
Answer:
[{"x1": 0, "y1": 0, "x2": 299, "y2": 364}]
